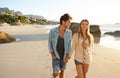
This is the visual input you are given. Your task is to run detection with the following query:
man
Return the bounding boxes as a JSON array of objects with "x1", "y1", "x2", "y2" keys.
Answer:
[{"x1": 48, "y1": 13, "x2": 72, "y2": 78}]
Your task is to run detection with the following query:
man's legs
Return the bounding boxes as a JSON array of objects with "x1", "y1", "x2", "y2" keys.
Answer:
[
  {"x1": 53, "y1": 70, "x2": 64, "y2": 78},
  {"x1": 52, "y1": 59, "x2": 66, "y2": 78},
  {"x1": 59, "y1": 70, "x2": 64, "y2": 78},
  {"x1": 59, "y1": 59, "x2": 66, "y2": 78},
  {"x1": 52, "y1": 58, "x2": 60, "y2": 78},
  {"x1": 53, "y1": 73, "x2": 59, "y2": 78}
]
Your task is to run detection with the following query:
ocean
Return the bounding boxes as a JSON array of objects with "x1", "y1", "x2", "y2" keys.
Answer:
[
  {"x1": 99, "y1": 24, "x2": 120, "y2": 50},
  {"x1": 42, "y1": 24, "x2": 120, "y2": 50}
]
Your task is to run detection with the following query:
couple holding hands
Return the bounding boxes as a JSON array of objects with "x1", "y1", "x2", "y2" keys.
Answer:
[{"x1": 48, "y1": 13, "x2": 94, "y2": 78}]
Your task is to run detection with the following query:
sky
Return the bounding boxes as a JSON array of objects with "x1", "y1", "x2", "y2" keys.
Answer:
[{"x1": 0, "y1": 0, "x2": 120, "y2": 24}]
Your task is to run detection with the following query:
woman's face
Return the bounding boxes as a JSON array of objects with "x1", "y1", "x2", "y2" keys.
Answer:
[{"x1": 80, "y1": 21, "x2": 89, "y2": 31}]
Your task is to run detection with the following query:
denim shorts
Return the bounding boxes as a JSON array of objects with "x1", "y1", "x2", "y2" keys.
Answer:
[
  {"x1": 74, "y1": 59, "x2": 83, "y2": 65},
  {"x1": 52, "y1": 58, "x2": 66, "y2": 73}
]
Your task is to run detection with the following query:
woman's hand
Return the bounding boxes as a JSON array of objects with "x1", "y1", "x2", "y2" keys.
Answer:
[{"x1": 82, "y1": 41, "x2": 88, "y2": 49}]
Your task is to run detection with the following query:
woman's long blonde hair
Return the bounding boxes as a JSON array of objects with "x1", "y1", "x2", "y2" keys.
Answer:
[{"x1": 78, "y1": 19, "x2": 93, "y2": 48}]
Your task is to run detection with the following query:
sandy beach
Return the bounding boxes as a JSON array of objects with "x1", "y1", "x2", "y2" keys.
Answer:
[{"x1": 0, "y1": 24, "x2": 120, "y2": 78}]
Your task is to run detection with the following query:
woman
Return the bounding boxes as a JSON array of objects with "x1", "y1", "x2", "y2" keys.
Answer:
[{"x1": 69, "y1": 19, "x2": 94, "y2": 78}]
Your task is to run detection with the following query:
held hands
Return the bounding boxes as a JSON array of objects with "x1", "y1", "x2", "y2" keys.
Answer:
[
  {"x1": 51, "y1": 52, "x2": 70, "y2": 63},
  {"x1": 64, "y1": 54, "x2": 70, "y2": 64}
]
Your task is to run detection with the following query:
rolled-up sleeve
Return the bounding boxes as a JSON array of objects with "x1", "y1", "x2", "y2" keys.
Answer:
[{"x1": 66, "y1": 31, "x2": 72, "y2": 54}]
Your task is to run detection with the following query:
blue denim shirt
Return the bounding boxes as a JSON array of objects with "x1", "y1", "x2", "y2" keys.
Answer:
[{"x1": 48, "y1": 27, "x2": 72, "y2": 59}]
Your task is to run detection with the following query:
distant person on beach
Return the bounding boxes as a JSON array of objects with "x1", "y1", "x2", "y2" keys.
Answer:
[
  {"x1": 69, "y1": 19, "x2": 94, "y2": 78},
  {"x1": 48, "y1": 13, "x2": 72, "y2": 78}
]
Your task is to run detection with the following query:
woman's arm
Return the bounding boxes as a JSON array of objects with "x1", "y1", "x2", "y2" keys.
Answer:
[{"x1": 69, "y1": 33, "x2": 77, "y2": 58}]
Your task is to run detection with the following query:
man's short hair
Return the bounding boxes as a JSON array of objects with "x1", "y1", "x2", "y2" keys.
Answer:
[{"x1": 60, "y1": 13, "x2": 72, "y2": 25}]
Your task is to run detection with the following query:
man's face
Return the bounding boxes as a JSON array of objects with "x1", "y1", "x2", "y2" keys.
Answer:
[{"x1": 62, "y1": 19, "x2": 71, "y2": 28}]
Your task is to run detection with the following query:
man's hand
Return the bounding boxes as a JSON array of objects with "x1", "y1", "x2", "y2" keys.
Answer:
[{"x1": 50, "y1": 52, "x2": 56, "y2": 59}]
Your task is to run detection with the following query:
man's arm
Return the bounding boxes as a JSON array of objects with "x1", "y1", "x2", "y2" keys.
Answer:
[
  {"x1": 64, "y1": 31, "x2": 72, "y2": 63},
  {"x1": 48, "y1": 29, "x2": 56, "y2": 59},
  {"x1": 48, "y1": 29, "x2": 53, "y2": 52}
]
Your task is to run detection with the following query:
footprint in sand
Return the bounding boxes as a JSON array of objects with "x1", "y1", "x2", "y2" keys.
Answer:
[
  {"x1": 92, "y1": 52, "x2": 96, "y2": 55},
  {"x1": 104, "y1": 57, "x2": 114, "y2": 62}
]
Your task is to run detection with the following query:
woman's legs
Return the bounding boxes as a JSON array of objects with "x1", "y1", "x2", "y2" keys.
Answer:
[
  {"x1": 82, "y1": 64, "x2": 89, "y2": 78},
  {"x1": 75, "y1": 64, "x2": 83, "y2": 78}
]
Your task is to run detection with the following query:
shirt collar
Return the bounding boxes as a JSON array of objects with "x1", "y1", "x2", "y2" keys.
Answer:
[{"x1": 56, "y1": 26, "x2": 68, "y2": 33}]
